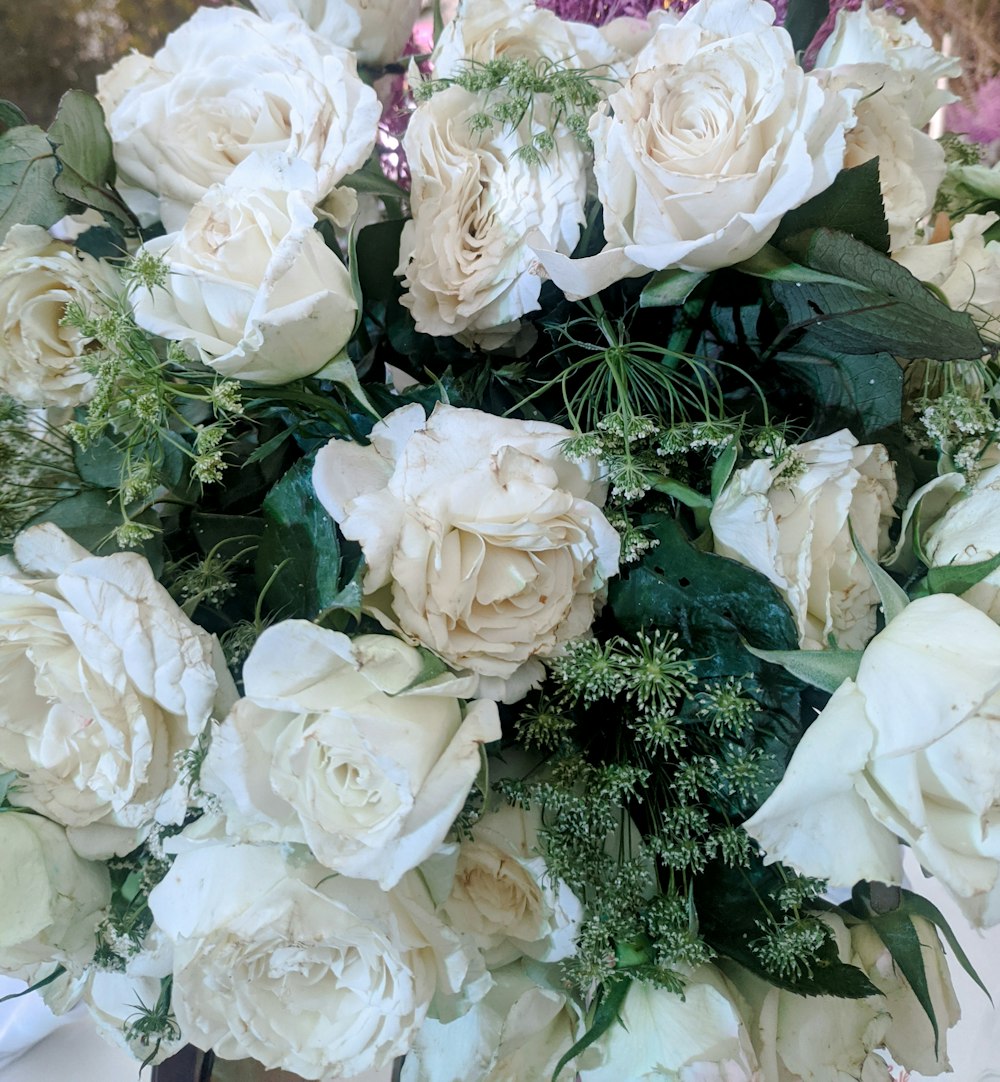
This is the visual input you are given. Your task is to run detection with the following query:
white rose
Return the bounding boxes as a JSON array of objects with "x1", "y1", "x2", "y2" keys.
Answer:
[
  {"x1": 441, "y1": 801, "x2": 582, "y2": 966},
  {"x1": 313, "y1": 403, "x2": 621, "y2": 701},
  {"x1": 0, "y1": 524, "x2": 234, "y2": 855},
  {"x1": 149, "y1": 843, "x2": 479, "y2": 1079},
  {"x1": 894, "y1": 213, "x2": 1000, "y2": 335},
  {"x1": 401, "y1": 960, "x2": 591, "y2": 1082},
  {"x1": 202, "y1": 620, "x2": 500, "y2": 888},
  {"x1": 253, "y1": 0, "x2": 421, "y2": 65},
  {"x1": 131, "y1": 156, "x2": 357, "y2": 385},
  {"x1": 817, "y1": 65, "x2": 945, "y2": 250},
  {"x1": 432, "y1": 0, "x2": 620, "y2": 79},
  {"x1": 97, "y1": 6, "x2": 380, "y2": 230},
  {"x1": 532, "y1": 0, "x2": 855, "y2": 298},
  {"x1": 710, "y1": 430, "x2": 897, "y2": 651},
  {"x1": 814, "y1": 1, "x2": 960, "y2": 128},
  {"x1": 0, "y1": 812, "x2": 110, "y2": 980},
  {"x1": 744, "y1": 593, "x2": 1000, "y2": 926},
  {"x1": 0, "y1": 225, "x2": 121, "y2": 409},
  {"x1": 580, "y1": 969, "x2": 761, "y2": 1082},
  {"x1": 397, "y1": 86, "x2": 587, "y2": 344}
]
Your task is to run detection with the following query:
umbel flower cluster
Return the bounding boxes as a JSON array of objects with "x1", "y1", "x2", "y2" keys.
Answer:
[{"x1": 0, "y1": 0, "x2": 999, "y2": 1079}]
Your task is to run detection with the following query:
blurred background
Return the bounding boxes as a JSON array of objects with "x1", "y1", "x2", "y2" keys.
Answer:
[{"x1": 0, "y1": 0, "x2": 996, "y2": 127}]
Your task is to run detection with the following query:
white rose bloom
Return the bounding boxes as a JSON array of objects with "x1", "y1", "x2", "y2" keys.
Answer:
[
  {"x1": 97, "y1": 6, "x2": 380, "y2": 230},
  {"x1": 149, "y1": 843, "x2": 479, "y2": 1080},
  {"x1": 0, "y1": 813, "x2": 110, "y2": 980},
  {"x1": 397, "y1": 86, "x2": 587, "y2": 344},
  {"x1": 532, "y1": 0, "x2": 855, "y2": 298},
  {"x1": 441, "y1": 802, "x2": 582, "y2": 967},
  {"x1": 201, "y1": 620, "x2": 501, "y2": 889},
  {"x1": 710, "y1": 430, "x2": 897, "y2": 652},
  {"x1": 0, "y1": 225, "x2": 121, "y2": 409},
  {"x1": 401, "y1": 960, "x2": 591, "y2": 1082},
  {"x1": 744, "y1": 592, "x2": 1000, "y2": 926},
  {"x1": 579, "y1": 969, "x2": 761, "y2": 1082},
  {"x1": 313, "y1": 403, "x2": 621, "y2": 702},
  {"x1": 131, "y1": 156, "x2": 357, "y2": 385},
  {"x1": 253, "y1": 0, "x2": 421, "y2": 65},
  {"x1": 894, "y1": 212, "x2": 1000, "y2": 336},
  {"x1": 432, "y1": 0, "x2": 620, "y2": 79},
  {"x1": 0, "y1": 524, "x2": 234, "y2": 855},
  {"x1": 818, "y1": 65, "x2": 945, "y2": 250},
  {"x1": 814, "y1": 0, "x2": 960, "y2": 128}
]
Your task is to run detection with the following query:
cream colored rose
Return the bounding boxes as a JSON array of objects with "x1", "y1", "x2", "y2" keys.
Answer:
[
  {"x1": 0, "y1": 225, "x2": 121, "y2": 409},
  {"x1": 441, "y1": 802, "x2": 582, "y2": 967},
  {"x1": 710, "y1": 430, "x2": 897, "y2": 651},
  {"x1": 533, "y1": 0, "x2": 855, "y2": 298},
  {"x1": 97, "y1": 6, "x2": 380, "y2": 230},
  {"x1": 0, "y1": 813, "x2": 110, "y2": 981},
  {"x1": 744, "y1": 593, "x2": 1000, "y2": 926},
  {"x1": 894, "y1": 213, "x2": 1000, "y2": 336},
  {"x1": 814, "y1": 0, "x2": 960, "y2": 127},
  {"x1": 149, "y1": 843, "x2": 479, "y2": 1080},
  {"x1": 0, "y1": 524, "x2": 234, "y2": 856},
  {"x1": 580, "y1": 969, "x2": 761, "y2": 1081},
  {"x1": 131, "y1": 156, "x2": 356, "y2": 385},
  {"x1": 201, "y1": 620, "x2": 500, "y2": 888},
  {"x1": 313, "y1": 403, "x2": 621, "y2": 701},
  {"x1": 252, "y1": 0, "x2": 421, "y2": 65},
  {"x1": 401, "y1": 960, "x2": 592, "y2": 1082},
  {"x1": 397, "y1": 86, "x2": 587, "y2": 344}
]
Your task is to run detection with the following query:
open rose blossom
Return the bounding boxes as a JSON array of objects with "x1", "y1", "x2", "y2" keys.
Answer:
[
  {"x1": 201, "y1": 619, "x2": 500, "y2": 888},
  {"x1": 0, "y1": 523, "x2": 234, "y2": 857},
  {"x1": 313, "y1": 403, "x2": 620, "y2": 701}
]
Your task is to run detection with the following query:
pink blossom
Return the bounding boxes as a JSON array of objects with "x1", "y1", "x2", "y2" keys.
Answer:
[{"x1": 948, "y1": 76, "x2": 1000, "y2": 146}]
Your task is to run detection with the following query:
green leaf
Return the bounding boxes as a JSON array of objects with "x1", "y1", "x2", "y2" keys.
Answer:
[
  {"x1": 736, "y1": 244, "x2": 861, "y2": 287},
  {"x1": 0, "y1": 770, "x2": 18, "y2": 804},
  {"x1": 0, "y1": 966, "x2": 65, "y2": 1004},
  {"x1": 48, "y1": 90, "x2": 134, "y2": 231},
  {"x1": 0, "y1": 125, "x2": 70, "y2": 242},
  {"x1": 914, "y1": 551, "x2": 1000, "y2": 599},
  {"x1": 651, "y1": 476, "x2": 713, "y2": 509},
  {"x1": 551, "y1": 978, "x2": 630, "y2": 1082},
  {"x1": 775, "y1": 349, "x2": 903, "y2": 438},
  {"x1": 0, "y1": 101, "x2": 28, "y2": 135},
  {"x1": 774, "y1": 159, "x2": 889, "y2": 252},
  {"x1": 191, "y1": 513, "x2": 266, "y2": 561},
  {"x1": 783, "y1": 0, "x2": 831, "y2": 55},
  {"x1": 341, "y1": 158, "x2": 407, "y2": 201},
  {"x1": 849, "y1": 519, "x2": 909, "y2": 624},
  {"x1": 356, "y1": 218, "x2": 407, "y2": 303},
  {"x1": 256, "y1": 458, "x2": 344, "y2": 621},
  {"x1": 772, "y1": 228, "x2": 986, "y2": 360},
  {"x1": 73, "y1": 433, "x2": 124, "y2": 489},
  {"x1": 639, "y1": 267, "x2": 707, "y2": 308},
  {"x1": 710, "y1": 441, "x2": 739, "y2": 503},
  {"x1": 743, "y1": 643, "x2": 862, "y2": 693}
]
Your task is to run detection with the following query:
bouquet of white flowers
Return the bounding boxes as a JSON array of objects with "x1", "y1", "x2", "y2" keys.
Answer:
[{"x1": 1, "y1": 0, "x2": 999, "y2": 1078}]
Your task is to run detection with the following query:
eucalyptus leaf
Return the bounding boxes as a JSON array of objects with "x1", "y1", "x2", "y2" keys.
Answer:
[
  {"x1": 914, "y1": 551, "x2": 1000, "y2": 599},
  {"x1": 742, "y1": 643, "x2": 862, "y2": 693},
  {"x1": 849, "y1": 520, "x2": 908, "y2": 623},
  {"x1": 0, "y1": 125, "x2": 69, "y2": 241},
  {"x1": 639, "y1": 267, "x2": 707, "y2": 308},
  {"x1": 73, "y1": 433, "x2": 124, "y2": 489}
]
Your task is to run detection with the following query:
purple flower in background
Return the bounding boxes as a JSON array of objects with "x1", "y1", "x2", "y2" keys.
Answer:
[
  {"x1": 537, "y1": 0, "x2": 789, "y2": 25},
  {"x1": 947, "y1": 76, "x2": 1000, "y2": 148}
]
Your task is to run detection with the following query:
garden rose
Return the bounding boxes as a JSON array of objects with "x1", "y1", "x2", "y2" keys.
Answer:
[
  {"x1": 579, "y1": 968, "x2": 761, "y2": 1081},
  {"x1": 313, "y1": 403, "x2": 620, "y2": 701},
  {"x1": 533, "y1": 0, "x2": 855, "y2": 297},
  {"x1": 97, "y1": 6, "x2": 380, "y2": 230},
  {"x1": 131, "y1": 156, "x2": 357, "y2": 385},
  {"x1": 710, "y1": 430, "x2": 897, "y2": 651},
  {"x1": 441, "y1": 801, "x2": 582, "y2": 966},
  {"x1": 0, "y1": 225, "x2": 121, "y2": 409},
  {"x1": 744, "y1": 593, "x2": 1000, "y2": 926},
  {"x1": 0, "y1": 812, "x2": 110, "y2": 980},
  {"x1": 0, "y1": 523, "x2": 233, "y2": 855},
  {"x1": 397, "y1": 86, "x2": 587, "y2": 344},
  {"x1": 201, "y1": 620, "x2": 500, "y2": 888},
  {"x1": 149, "y1": 843, "x2": 479, "y2": 1079}
]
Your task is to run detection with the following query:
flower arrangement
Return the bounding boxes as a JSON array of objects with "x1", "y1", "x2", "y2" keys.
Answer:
[{"x1": 0, "y1": 0, "x2": 999, "y2": 1079}]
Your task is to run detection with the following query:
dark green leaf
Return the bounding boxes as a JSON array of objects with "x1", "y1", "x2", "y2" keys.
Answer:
[
  {"x1": 0, "y1": 125, "x2": 69, "y2": 241},
  {"x1": 774, "y1": 159, "x2": 889, "y2": 252},
  {"x1": 915, "y1": 551, "x2": 1000, "y2": 599},
  {"x1": 256, "y1": 458, "x2": 344, "y2": 621},
  {"x1": 651, "y1": 476, "x2": 712, "y2": 509},
  {"x1": 48, "y1": 90, "x2": 134, "y2": 232},
  {"x1": 640, "y1": 267, "x2": 707, "y2": 308},
  {"x1": 551, "y1": 978, "x2": 630, "y2": 1082},
  {"x1": 0, "y1": 770, "x2": 17, "y2": 804},
  {"x1": 783, "y1": 0, "x2": 830, "y2": 55},
  {"x1": 341, "y1": 158, "x2": 407, "y2": 200},
  {"x1": 772, "y1": 228, "x2": 986, "y2": 360},
  {"x1": 0, "y1": 101, "x2": 28, "y2": 136},
  {"x1": 356, "y1": 218, "x2": 407, "y2": 303},
  {"x1": 191, "y1": 513, "x2": 266, "y2": 561},
  {"x1": 736, "y1": 244, "x2": 860, "y2": 287},
  {"x1": 73, "y1": 434, "x2": 124, "y2": 489},
  {"x1": 0, "y1": 966, "x2": 65, "y2": 1004}
]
